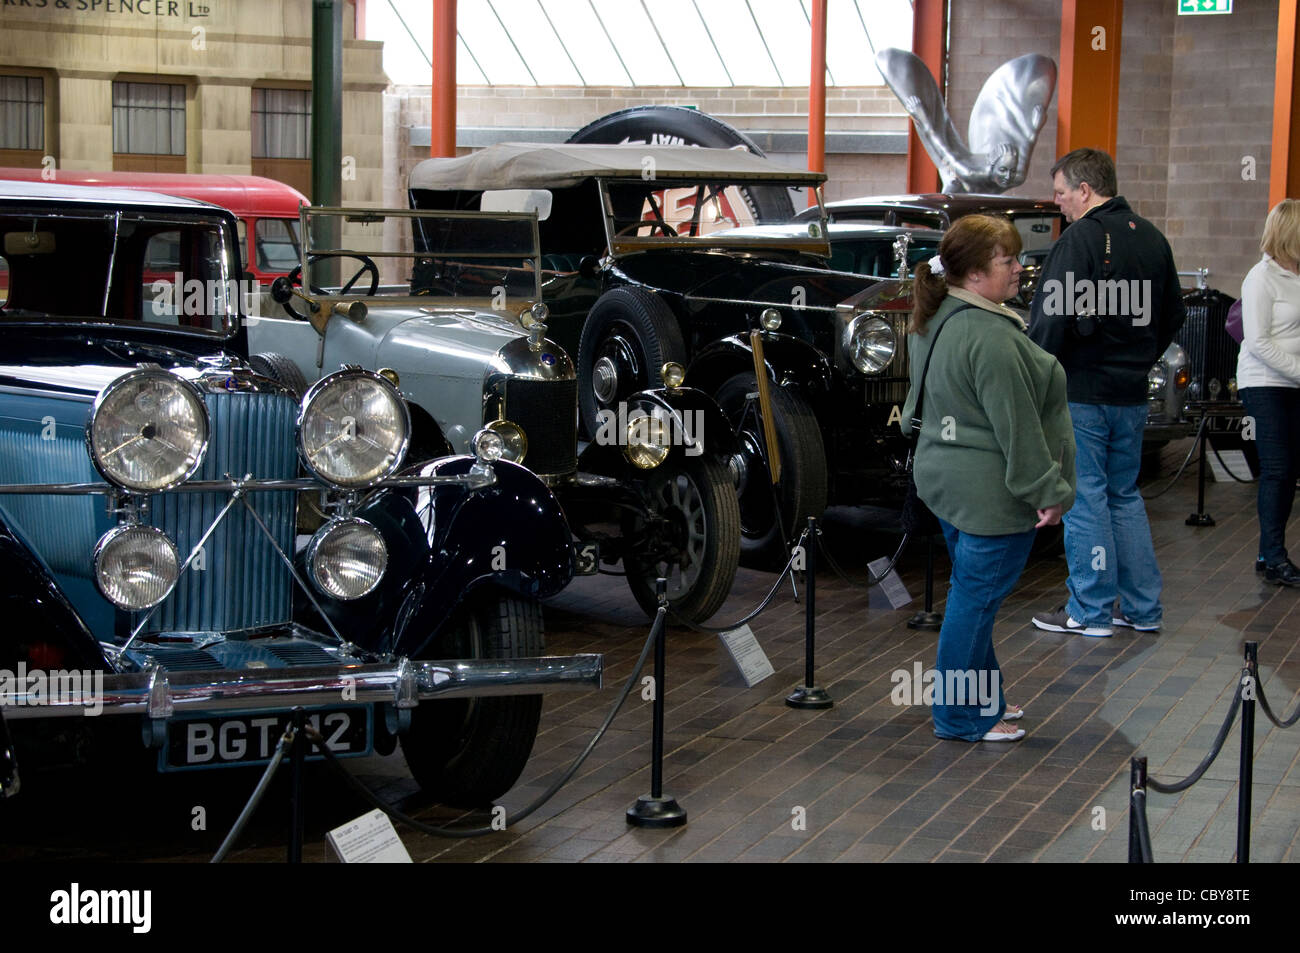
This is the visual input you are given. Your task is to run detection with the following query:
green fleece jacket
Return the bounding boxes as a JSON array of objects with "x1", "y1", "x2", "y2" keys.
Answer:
[{"x1": 900, "y1": 294, "x2": 1076, "y2": 535}]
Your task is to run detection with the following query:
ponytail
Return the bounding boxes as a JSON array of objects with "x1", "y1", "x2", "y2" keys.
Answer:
[{"x1": 909, "y1": 260, "x2": 948, "y2": 335}]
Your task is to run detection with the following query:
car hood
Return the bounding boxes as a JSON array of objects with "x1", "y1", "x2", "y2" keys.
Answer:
[
  {"x1": 612, "y1": 251, "x2": 876, "y2": 313},
  {"x1": 354, "y1": 304, "x2": 531, "y2": 374}
]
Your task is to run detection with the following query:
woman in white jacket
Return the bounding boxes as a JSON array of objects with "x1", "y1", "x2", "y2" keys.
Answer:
[{"x1": 1237, "y1": 199, "x2": 1300, "y2": 586}]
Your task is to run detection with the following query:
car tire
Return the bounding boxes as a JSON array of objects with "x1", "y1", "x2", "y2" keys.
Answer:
[
  {"x1": 247, "y1": 352, "x2": 309, "y2": 400},
  {"x1": 577, "y1": 287, "x2": 686, "y2": 437},
  {"x1": 715, "y1": 373, "x2": 828, "y2": 568},
  {"x1": 567, "y1": 105, "x2": 795, "y2": 222},
  {"x1": 400, "y1": 594, "x2": 543, "y2": 808},
  {"x1": 623, "y1": 454, "x2": 741, "y2": 624}
]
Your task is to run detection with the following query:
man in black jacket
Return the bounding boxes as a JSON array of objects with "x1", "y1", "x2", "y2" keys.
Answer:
[{"x1": 1027, "y1": 148, "x2": 1185, "y2": 637}]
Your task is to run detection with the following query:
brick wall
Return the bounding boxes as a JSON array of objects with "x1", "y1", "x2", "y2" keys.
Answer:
[{"x1": 948, "y1": 0, "x2": 1277, "y2": 298}]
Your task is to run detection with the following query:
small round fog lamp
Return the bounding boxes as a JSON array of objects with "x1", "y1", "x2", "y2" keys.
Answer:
[{"x1": 760, "y1": 308, "x2": 783, "y2": 331}]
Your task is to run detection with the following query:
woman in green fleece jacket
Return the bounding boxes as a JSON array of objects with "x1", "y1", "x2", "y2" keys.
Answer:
[{"x1": 901, "y1": 215, "x2": 1076, "y2": 742}]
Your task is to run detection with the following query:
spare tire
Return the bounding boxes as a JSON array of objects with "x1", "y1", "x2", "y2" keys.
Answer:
[
  {"x1": 248, "y1": 352, "x2": 309, "y2": 400},
  {"x1": 567, "y1": 105, "x2": 795, "y2": 223}
]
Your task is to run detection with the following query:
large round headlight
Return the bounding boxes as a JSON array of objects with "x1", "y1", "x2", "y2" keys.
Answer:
[
  {"x1": 93, "y1": 524, "x2": 180, "y2": 611},
  {"x1": 88, "y1": 369, "x2": 208, "y2": 492},
  {"x1": 625, "y1": 411, "x2": 671, "y2": 469},
  {"x1": 845, "y1": 315, "x2": 897, "y2": 375},
  {"x1": 1147, "y1": 363, "x2": 1168, "y2": 398},
  {"x1": 299, "y1": 369, "x2": 411, "y2": 488},
  {"x1": 485, "y1": 419, "x2": 527, "y2": 463},
  {"x1": 307, "y1": 518, "x2": 388, "y2": 601}
]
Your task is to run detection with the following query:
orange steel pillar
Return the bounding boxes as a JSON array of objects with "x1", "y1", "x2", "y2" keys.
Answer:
[
  {"x1": 808, "y1": 0, "x2": 827, "y2": 204},
  {"x1": 431, "y1": 0, "x2": 457, "y2": 158},
  {"x1": 907, "y1": 0, "x2": 946, "y2": 194},
  {"x1": 1271, "y1": 1, "x2": 1299, "y2": 207},
  {"x1": 1056, "y1": 0, "x2": 1122, "y2": 159}
]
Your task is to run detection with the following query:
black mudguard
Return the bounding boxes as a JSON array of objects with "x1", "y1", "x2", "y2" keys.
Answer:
[
  {"x1": 688, "y1": 333, "x2": 835, "y2": 405},
  {"x1": 313, "y1": 457, "x2": 574, "y2": 659},
  {"x1": 581, "y1": 384, "x2": 739, "y2": 477},
  {"x1": 0, "y1": 515, "x2": 110, "y2": 673}
]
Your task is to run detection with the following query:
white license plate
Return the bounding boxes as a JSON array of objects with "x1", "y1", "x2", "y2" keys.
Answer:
[{"x1": 161, "y1": 708, "x2": 370, "y2": 770}]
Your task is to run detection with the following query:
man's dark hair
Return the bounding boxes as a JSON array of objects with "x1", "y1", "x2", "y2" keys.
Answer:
[{"x1": 1050, "y1": 148, "x2": 1118, "y2": 197}]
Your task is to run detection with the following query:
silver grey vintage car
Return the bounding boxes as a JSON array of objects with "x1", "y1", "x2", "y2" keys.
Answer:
[{"x1": 245, "y1": 206, "x2": 740, "y2": 623}]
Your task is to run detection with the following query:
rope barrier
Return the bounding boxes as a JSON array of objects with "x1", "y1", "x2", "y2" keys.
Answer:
[
  {"x1": 1254, "y1": 672, "x2": 1300, "y2": 729},
  {"x1": 666, "y1": 529, "x2": 808, "y2": 633},
  {"x1": 818, "y1": 530, "x2": 910, "y2": 592},
  {"x1": 210, "y1": 728, "x2": 294, "y2": 863},
  {"x1": 1141, "y1": 415, "x2": 1207, "y2": 500},
  {"x1": 1131, "y1": 788, "x2": 1155, "y2": 863},
  {"x1": 1146, "y1": 675, "x2": 1244, "y2": 794}
]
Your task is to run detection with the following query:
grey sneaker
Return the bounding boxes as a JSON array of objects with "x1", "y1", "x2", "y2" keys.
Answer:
[
  {"x1": 1264, "y1": 559, "x2": 1300, "y2": 588},
  {"x1": 1111, "y1": 606, "x2": 1161, "y2": 632},
  {"x1": 1032, "y1": 605, "x2": 1113, "y2": 637}
]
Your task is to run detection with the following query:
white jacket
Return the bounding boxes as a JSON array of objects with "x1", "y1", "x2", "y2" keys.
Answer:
[{"x1": 1236, "y1": 255, "x2": 1300, "y2": 389}]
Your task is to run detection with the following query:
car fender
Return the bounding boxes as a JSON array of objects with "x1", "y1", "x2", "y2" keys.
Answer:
[
  {"x1": 582, "y1": 385, "x2": 738, "y2": 474},
  {"x1": 689, "y1": 334, "x2": 834, "y2": 404},
  {"x1": 0, "y1": 514, "x2": 110, "y2": 672},
  {"x1": 317, "y1": 457, "x2": 574, "y2": 660}
]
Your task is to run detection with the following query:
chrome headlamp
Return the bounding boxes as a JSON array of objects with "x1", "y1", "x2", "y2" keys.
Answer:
[
  {"x1": 484, "y1": 419, "x2": 527, "y2": 463},
  {"x1": 1147, "y1": 363, "x2": 1168, "y2": 398},
  {"x1": 93, "y1": 524, "x2": 180, "y2": 611},
  {"x1": 307, "y1": 517, "x2": 388, "y2": 601},
  {"x1": 625, "y1": 411, "x2": 671, "y2": 469},
  {"x1": 760, "y1": 308, "x2": 783, "y2": 331},
  {"x1": 844, "y1": 314, "x2": 897, "y2": 375},
  {"x1": 88, "y1": 368, "x2": 208, "y2": 492},
  {"x1": 299, "y1": 369, "x2": 411, "y2": 488}
]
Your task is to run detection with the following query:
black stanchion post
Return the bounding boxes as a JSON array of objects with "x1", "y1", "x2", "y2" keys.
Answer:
[
  {"x1": 787, "y1": 517, "x2": 832, "y2": 709},
  {"x1": 1187, "y1": 414, "x2": 1215, "y2": 526},
  {"x1": 1129, "y1": 756, "x2": 1147, "y2": 863},
  {"x1": 1237, "y1": 642, "x2": 1257, "y2": 864},
  {"x1": 288, "y1": 707, "x2": 306, "y2": 863},
  {"x1": 908, "y1": 532, "x2": 943, "y2": 630},
  {"x1": 627, "y1": 578, "x2": 687, "y2": 828}
]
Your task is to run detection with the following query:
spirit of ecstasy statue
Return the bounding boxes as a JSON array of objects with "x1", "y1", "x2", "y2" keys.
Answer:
[{"x1": 875, "y1": 49, "x2": 1057, "y2": 194}]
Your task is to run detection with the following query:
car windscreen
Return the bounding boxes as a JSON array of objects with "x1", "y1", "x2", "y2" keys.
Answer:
[
  {"x1": 301, "y1": 209, "x2": 541, "y2": 304},
  {"x1": 0, "y1": 208, "x2": 237, "y2": 333},
  {"x1": 830, "y1": 236, "x2": 941, "y2": 279},
  {"x1": 255, "y1": 217, "x2": 301, "y2": 274},
  {"x1": 604, "y1": 180, "x2": 817, "y2": 241},
  {"x1": 1007, "y1": 212, "x2": 1062, "y2": 253}
]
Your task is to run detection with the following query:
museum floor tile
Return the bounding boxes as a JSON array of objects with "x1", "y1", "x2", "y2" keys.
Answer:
[{"x1": 1, "y1": 443, "x2": 1296, "y2": 864}]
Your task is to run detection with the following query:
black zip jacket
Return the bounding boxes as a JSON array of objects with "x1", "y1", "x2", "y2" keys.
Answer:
[{"x1": 1027, "y1": 196, "x2": 1186, "y2": 404}]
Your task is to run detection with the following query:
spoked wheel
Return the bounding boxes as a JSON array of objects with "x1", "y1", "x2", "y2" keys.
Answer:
[
  {"x1": 577, "y1": 287, "x2": 686, "y2": 437},
  {"x1": 400, "y1": 594, "x2": 544, "y2": 808},
  {"x1": 714, "y1": 372, "x2": 827, "y2": 568},
  {"x1": 623, "y1": 455, "x2": 740, "y2": 624}
]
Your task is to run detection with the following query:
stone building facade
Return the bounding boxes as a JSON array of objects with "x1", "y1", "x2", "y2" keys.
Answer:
[{"x1": 0, "y1": 0, "x2": 387, "y2": 205}]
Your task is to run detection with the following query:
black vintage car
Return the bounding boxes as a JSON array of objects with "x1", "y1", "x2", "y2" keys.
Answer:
[
  {"x1": 0, "y1": 181, "x2": 601, "y2": 807},
  {"x1": 409, "y1": 143, "x2": 900, "y2": 564}
]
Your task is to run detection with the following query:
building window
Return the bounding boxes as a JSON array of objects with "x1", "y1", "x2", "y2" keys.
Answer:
[
  {"x1": 112, "y1": 82, "x2": 185, "y2": 155},
  {"x1": 252, "y1": 88, "x2": 311, "y2": 159},
  {"x1": 0, "y1": 76, "x2": 43, "y2": 152}
]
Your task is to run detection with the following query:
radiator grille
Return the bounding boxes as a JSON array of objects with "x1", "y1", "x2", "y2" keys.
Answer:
[
  {"x1": 142, "y1": 391, "x2": 298, "y2": 634},
  {"x1": 505, "y1": 378, "x2": 578, "y2": 477},
  {"x1": 862, "y1": 313, "x2": 911, "y2": 406},
  {"x1": 1176, "y1": 289, "x2": 1238, "y2": 402}
]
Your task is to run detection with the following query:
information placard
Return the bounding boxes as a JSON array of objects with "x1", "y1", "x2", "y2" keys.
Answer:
[
  {"x1": 718, "y1": 624, "x2": 775, "y2": 687},
  {"x1": 326, "y1": 809, "x2": 412, "y2": 863},
  {"x1": 867, "y1": 557, "x2": 913, "y2": 610}
]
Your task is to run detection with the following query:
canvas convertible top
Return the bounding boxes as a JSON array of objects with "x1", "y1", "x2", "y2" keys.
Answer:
[{"x1": 409, "y1": 142, "x2": 827, "y2": 191}]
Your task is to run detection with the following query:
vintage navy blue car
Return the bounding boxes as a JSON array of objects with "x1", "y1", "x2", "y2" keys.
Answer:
[{"x1": 0, "y1": 181, "x2": 601, "y2": 807}]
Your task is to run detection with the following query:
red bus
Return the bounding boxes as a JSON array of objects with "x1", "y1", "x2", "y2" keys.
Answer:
[{"x1": 0, "y1": 168, "x2": 307, "y2": 284}]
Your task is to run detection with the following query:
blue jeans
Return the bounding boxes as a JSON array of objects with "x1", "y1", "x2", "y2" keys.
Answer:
[
  {"x1": 1062, "y1": 402, "x2": 1162, "y2": 628},
  {"x1": 1239, "y1": 387, "x2": 1300, "y2": 566},
  {"x1": 933, "y1": 519, "x2": 1036, "y2": 741}
]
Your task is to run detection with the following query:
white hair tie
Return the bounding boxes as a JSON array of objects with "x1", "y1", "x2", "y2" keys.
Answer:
[{"x1": 927, "y1": 254, "x2": 945, "y2": 276}]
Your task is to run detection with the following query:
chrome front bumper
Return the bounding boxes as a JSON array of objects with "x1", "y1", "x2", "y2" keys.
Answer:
[{"x1": 0, "y1": 654, "x2": 603, "y2": 721}]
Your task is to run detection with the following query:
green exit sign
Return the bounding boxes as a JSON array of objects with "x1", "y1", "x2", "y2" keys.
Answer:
[{"x1": 1179, "y1": 0, "x2": 1232, "y2": 13}]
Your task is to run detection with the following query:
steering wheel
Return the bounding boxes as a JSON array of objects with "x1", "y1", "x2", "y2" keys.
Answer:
[
  {"x1": 614, "y1": 219, "x2": 679, "y2": 239},
  {"x1": 277, "y1": 252, "x2": 380, "y2": 320}
]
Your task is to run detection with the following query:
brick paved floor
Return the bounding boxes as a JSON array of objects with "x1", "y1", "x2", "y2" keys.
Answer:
[{"x1": 2, "y1": 440, "x2": 1297, "y2": 863}]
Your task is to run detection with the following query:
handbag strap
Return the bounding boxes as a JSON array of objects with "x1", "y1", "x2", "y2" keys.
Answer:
[{"x1": 912, "y1": 303, "x2": 979, "y2": 434}]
